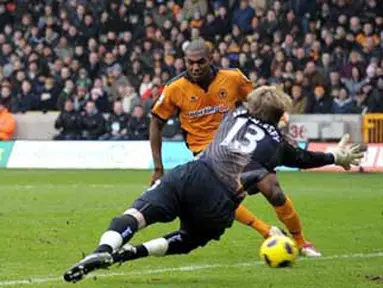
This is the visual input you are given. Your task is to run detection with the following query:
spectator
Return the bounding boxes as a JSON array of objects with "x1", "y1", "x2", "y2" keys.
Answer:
[
  {"x1": 318, "y1": 53, "x2": 334, "y2": 81},
  {"x1": 327, "y1": 71, "x2": 345, "y2": 95},
  {"x1": 81, "y1": 101, "x2": 106, "y2": 140},
  {"x1": 0, "y1": 84, "x2": 12, "y2": 110},
  {"x1": 291, "y1": 85, "x2": 307, "y2": 114},
  {"x1": 117, "y1": 84, "x2": 140, "y2": 114},
  {"x1": 0, "y1": 98, "x2": 16, "y2": 140},
  {"x1": 232, "y1": 0, "x2": 255, "y2": 34},
  {"x1": 12, "y1": 80, "x2": 39, "y2": 113},
  {"x1": 57, "y1": 79, "x2": 76, "y2": 111},
  {"x1": 87, "y1": 52, "x2": 101, "y2": 81},
  {"x1": 108, "y1": 63, "x2": 130, "y2": 101},
  {"x1": 306, "y1": 86, "x2": 333, "y2": 114},
  {"x1": 0, "y1": 4, "x2": 12, "y2": 33},
  {"x1": 367, "y1": 76, "x2": 383, "y2": 112},
  {"x1": 282, "y1": 60, "x2": 295, "y2": 80},
  {"x1": 38, "y1": 77, "x2": 58, "y2": 112},
  {"x1": 142, "y1": 84, "x2": 162, "y2": 114},
  {"x1": 139, "y1": 74, "x2": 153, "y2": 97},
  {"x1": 332, "y1": 88, "x2": 358, "y2": 114},
  {"x1": 53, "y1": 99, "x2": 82, "y2": 140},
  {"x1": 356, "y1": 23, "x2": 379, "y2": 47},
  {"x1": 88, "y1": 87, "x2": 109, "y2": 113},
  {"x1": 304, "y1": 61, "x2": 324, "y2": 88},
  {"x1": 342, "y1": 51, "x2": 364, "y2": 79},
  {"x1": 54, "y1": 37, "x2": 74, "y2": 61},
  {"x1": 76, "y1": 68, "x2": 92, "y2": 90},
  {"x1": 260, "y1": 9, "x2": 279, "y2": 43},
  {"x1": 100, "y1": 100, "x2": 130, "y2": 141},
  {"x1": 341, "y1": 67, "x2": 369, "y2": 97},
  {"x1": 128, "y1": 105, "x2": 149, "y2": 140},
  {"x1": 73, "y1": 85, "x2": 88, "y2": 112},
  {"x1": 213, "y1": 5, "x2": 230, "y2": 38},
  {"x1": 183, "y1": 0, "x2": 209, "y2": 20},
  {"x1": 293, "y1": 47, "x2": 307, "y2": 71}
]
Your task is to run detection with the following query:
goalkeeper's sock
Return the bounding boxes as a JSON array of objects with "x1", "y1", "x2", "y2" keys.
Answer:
[
  {"x1": 95, "y1": 214, "x2": 138, "y2": 254},
  {"x1": 274, "y1": 196, "x2": 306, "y2": 248},
  {"x1": 235, "y1": 204, "x2": 271, "y2": 238}
]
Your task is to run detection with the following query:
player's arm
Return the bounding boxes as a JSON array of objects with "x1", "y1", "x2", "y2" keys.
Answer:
[
  {"x1": 281, "y1": 134, "x2": 364, "y2": 170},
  {"x1": 150, "y1": 115, "x2": 166, "y2": 173},
  {"x1": 150, "y1": 85, "x2": 179, "y2": 183},
  {"x1": 239, "y1": 164, "x2": 286, "y2": 207},
  {"x1": 281, "y1": 142, "x2": 335, "y2": 169}
]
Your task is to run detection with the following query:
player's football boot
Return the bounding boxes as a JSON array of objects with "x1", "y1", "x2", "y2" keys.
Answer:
[
  {"x1": 266, "y1": 226, "x2": 287, "y2": 238},
  {"x1": 112, "y1": 244, "x2": 138, "y2": 264},
  {"x1": 63, "y1": 252, "x2": 114, "y2": 283},
  {"x1": 299, "y1": 242, "x2": 322, "y2": 257}
]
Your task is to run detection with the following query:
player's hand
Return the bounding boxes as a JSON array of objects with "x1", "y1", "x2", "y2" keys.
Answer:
[
  {"x1": 329, "y1": 134, "x2": 365, "y2": 170},
  {"x1": 151, "y1": 168, "x2": 164, "y2": 185}
]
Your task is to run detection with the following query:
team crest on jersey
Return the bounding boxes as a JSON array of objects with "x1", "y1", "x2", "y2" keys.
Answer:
[
  {"x1": 217, "y1": 88, "x2": 228, "y2": 99},
  {"x1": 190, "y1": 95, "x2": 199, "y2": 102}
]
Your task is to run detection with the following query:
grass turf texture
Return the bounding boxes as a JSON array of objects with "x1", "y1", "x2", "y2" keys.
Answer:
[{"x1": 1, "y1": 170, "x2": 382, "y2": 288}]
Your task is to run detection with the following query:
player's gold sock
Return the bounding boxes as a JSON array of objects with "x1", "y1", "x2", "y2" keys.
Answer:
[
  {"x1": 235, "y1": 204, "x2": 271, "y2": 238},
  {"x1": 274, "y1": 196, "x2": 306, "y2": 248}
]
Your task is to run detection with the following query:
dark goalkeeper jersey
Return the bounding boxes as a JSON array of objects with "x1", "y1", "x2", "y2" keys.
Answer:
[{"x1": 200, "y1": 106, "x2": 335, "y2": 196}]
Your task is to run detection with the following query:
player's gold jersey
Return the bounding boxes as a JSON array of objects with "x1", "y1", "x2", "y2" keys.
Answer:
[{"x1": 151, "y1": 68, "x2": 253, "y2": 153}]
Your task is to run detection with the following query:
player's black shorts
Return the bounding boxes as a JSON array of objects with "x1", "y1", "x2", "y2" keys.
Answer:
[{"x1": 132, "y1": 160, "x2": 239, "y2": 244}]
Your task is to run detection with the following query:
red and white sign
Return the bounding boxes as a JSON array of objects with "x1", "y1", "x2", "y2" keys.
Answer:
[
  {"x1": 306, "y1": 143, "x2": 383, "y2": 172},
  {"x1": 288, "y1": 123, "x2": 308, "y2": 142}
]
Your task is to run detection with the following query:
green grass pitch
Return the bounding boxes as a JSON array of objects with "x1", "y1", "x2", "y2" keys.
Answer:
[{"x1": 1, "y1": 170, "x2": 382, "y2": 288}]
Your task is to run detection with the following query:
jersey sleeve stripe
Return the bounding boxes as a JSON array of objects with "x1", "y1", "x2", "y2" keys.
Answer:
[{"x1": 151, "y1": 111, "x2": 168, "y2": 122}]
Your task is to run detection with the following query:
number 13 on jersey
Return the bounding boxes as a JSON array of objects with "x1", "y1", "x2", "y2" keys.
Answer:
[{"x1": 220, "y1": 118, "x2": 265, "y2": 153}]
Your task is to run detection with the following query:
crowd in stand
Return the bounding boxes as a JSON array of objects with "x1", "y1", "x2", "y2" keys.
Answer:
[{"x1": 0, "y1": 0, "x2": 382, "y2": 140}]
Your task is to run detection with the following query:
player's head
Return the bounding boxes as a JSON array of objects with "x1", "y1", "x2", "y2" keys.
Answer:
[
  {"x1": 184, "y1": 38, "x2": 211, "y2": 82},
  {"x1": 247, "y1": 86, "x2": 292, "y2": 126}
]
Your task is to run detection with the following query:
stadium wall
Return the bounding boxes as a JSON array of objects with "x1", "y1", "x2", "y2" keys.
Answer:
[
  {"x1": 12, "y1": 113, "x2": 364, "y2": 142},
  {"x1": 0, "y1": 140, "x2": 381, "y2": 172},
  {"x1": 289, "y1": 114, "x2": 363, "y2": 142}
]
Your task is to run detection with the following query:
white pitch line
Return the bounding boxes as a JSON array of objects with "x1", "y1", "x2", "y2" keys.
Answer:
[
  {"x1": 0, "y1": 184, "x2": 144, "y2": 190},
  {"x1": 0, "y1": 251, "x2": 382, "y2": 287}
]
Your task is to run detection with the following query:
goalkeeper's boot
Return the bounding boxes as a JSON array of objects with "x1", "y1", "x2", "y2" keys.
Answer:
[
  {"x1": 63, "y1": 252, "x2": 114, "y2": 283},
  {"x1": 266, "y1": 226, "x2": 287, "y2": 238},
  {"x1": 299, "y1": 242, "x2": 322, "y2": 257},
  {"x1": 112, "y1": 244, "x2": 138, "y2": 264}
]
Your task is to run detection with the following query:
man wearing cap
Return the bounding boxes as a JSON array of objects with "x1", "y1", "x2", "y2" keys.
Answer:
[{"x1": 109, "y1": 63, "x2": 130, "y2": 101}]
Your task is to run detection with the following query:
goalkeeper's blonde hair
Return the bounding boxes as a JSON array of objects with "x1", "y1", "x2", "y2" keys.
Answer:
[{"x1": 247, "y1": 86, "x2": 292, "y2": 124}]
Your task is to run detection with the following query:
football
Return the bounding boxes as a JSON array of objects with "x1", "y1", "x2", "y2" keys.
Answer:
[{"x1": 259, "y1": 235, "x2": 299, "y2": 268}]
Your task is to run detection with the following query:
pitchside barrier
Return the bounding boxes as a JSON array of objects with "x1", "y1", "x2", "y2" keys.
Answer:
[
  {"x1": 0, "y1": 140, "x2": 381, "y2": 172},
  {"x1": 0, "y1": 140, "x2": 304, "y2": 171},
  {"x1": 11, "y1": 113, "x2": 364, "y2": 141}
]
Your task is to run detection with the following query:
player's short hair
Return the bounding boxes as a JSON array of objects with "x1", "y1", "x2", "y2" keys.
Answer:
[
  {"x1": 247, "y1": 86, "x2": 292, "y2": 125},
  {"x1": 184, "y1": 38, "x2": 210, "y2": 56}
]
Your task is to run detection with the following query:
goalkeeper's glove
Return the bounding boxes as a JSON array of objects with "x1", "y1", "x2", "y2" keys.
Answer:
[{"x1": 329, "y1": 134, "x2": 365, "y2": 170}]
